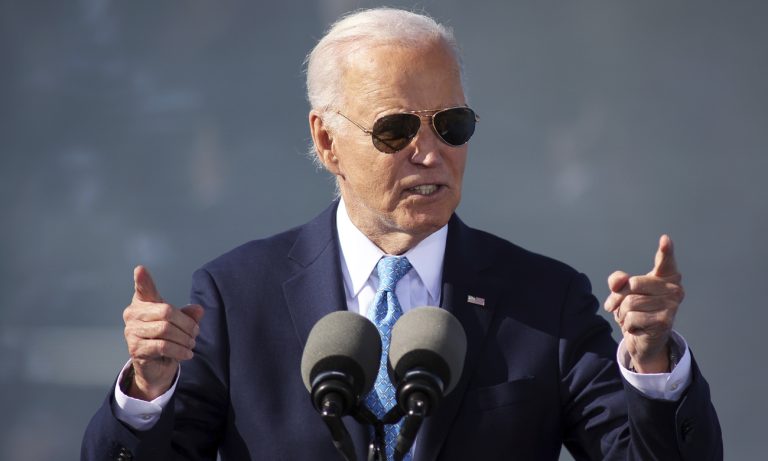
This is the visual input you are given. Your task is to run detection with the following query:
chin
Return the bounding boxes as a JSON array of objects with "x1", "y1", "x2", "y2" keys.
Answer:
[{"x1": 399, "y1": 209, "x2": 452, "y2": 236}]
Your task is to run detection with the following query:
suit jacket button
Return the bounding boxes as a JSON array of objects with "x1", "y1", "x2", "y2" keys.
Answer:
[
  {"x1": 117, "y1": 447, "x2": 133, "y2": 461},
  {"x1": 680, "y1": 418, "x2": 695, "y2": 442}
]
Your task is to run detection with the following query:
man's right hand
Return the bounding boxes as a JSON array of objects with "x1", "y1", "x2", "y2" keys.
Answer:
[{"x1": 122, "y1": 265, "x2": 204, "y2": 401}]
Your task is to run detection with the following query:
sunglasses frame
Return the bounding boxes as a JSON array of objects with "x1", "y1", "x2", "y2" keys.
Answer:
[{"x1": 335, "y1": 106, "x2": 479, "y2": 153}]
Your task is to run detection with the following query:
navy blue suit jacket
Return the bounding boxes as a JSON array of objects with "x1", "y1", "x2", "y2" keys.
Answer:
[{"x1": 83, "y1": 202, "x2": 722, "y2": 460}]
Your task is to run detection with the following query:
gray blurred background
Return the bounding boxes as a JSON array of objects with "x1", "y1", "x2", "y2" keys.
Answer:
[{"x1": 1, "y1": 0, "x2": 765, "y2": 459}]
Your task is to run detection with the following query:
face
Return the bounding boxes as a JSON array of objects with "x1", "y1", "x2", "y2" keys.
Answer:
[{"x1": 312, "y1": 40, "x2": 469, "y2": 251}]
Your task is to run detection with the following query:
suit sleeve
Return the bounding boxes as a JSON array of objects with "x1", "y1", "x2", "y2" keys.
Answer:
[
  {"x1": 81, "y1": 268, "x2": 230, "y2": 461},
  {"x1": 558, "y1": 272, "x2": 722, "y2": 461}
]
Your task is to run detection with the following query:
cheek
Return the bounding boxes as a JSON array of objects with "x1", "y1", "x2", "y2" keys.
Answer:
[
  {"x1": 338, "y1": 153, "x2": 393, "y2": 200},
  {"x1": 333, "y1": 142, "x2": 365, "y2": 178},
  {"x1": 368, "y1": 166, "x2": 398, "y2": 201},
  {"x1": 450, "y1": 152, "x2": 468, "y2": 183}
]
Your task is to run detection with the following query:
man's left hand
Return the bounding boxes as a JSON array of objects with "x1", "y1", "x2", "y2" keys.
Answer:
[{"x1": 604, "y1": 235, "x2": 685, "y2": 373}]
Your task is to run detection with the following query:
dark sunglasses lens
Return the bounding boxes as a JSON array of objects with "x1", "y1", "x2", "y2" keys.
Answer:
[
  {"x1": 371, "y1": 114, "x2": 421, "y2": 153},
  {"x1": 434, "y1": 108, "x2": 476, "y2": 146}
]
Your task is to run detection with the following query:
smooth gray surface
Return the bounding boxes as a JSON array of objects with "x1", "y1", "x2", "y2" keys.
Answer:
[{"x1": 1, "y1": 1, "x2": 765, "y2": 459}]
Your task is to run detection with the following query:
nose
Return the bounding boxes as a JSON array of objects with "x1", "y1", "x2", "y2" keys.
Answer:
[{"x1": 409, "y1": 117, "x2": 444, "y2": 167}]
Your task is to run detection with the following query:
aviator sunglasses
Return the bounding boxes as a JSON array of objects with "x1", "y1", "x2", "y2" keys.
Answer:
[{"x1": 336, "y1": 106, "x2": 479, "y2": 153}]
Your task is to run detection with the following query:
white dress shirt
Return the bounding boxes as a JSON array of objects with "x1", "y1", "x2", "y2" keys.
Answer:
[
  {"x1": 113, "y1": 199, "x2": 692, "y2": 430},
  {"x1": 336, "y1": 197, "x2": 446, "y2": 317}
]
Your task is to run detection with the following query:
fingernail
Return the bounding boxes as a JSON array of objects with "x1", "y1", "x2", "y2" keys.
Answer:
[
  {"x1": 186, "y1": 350, "x2": 194, "y2": 359},
  {"x1": 193, "y1": 325, "x2": 200, "y2": 336},
  {"x1": 189, "y1": 338, "x2": 196, "y2": 349}
]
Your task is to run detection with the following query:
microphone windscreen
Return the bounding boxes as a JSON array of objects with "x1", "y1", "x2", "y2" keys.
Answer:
[
  {"x1": 300, "y1": 311, "x2": 381, "y2": 397},
  {"x1": 389, "y1": 306, "x2": 467, "y2": 395}
]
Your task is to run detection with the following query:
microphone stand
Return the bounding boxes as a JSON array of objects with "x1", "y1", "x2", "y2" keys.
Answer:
[
  {"x1": 312, "y1": 372, "x2": 358, "y2": 461},
  {"x1": 319, "y1": 395, "x2": 357, "y2": 461},
  {"x1": 392, "y1": 369, "x2": 444, "y2": 461},
  {"x1": 351, "y1": 368, "x2": 445, "y2": 461},
  {"x1": 392, "y1": 394, "x2": 427, "y2": 461},
  {"x1": 353, "y1": 406, "x2": 388, "y2": 461}
]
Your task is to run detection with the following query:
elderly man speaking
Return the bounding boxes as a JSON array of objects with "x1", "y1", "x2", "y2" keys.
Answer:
[{"x1": 82, "y1": 8, "x2": 722, "y2": 461}]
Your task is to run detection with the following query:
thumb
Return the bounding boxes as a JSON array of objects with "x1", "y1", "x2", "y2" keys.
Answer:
[
  {"x1": 652, "y1": 234, "x2": 678, "y2": 277},
  {"x1": 180, "y1": 304, "x2": 205, "y2": 324},
  {"x1": 133, "y1": 265, "x2": 163, "y2": 303}
]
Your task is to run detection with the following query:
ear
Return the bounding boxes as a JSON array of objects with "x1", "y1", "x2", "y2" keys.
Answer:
[{"x1": 309, "y1": 110, "x2": 341, "y2": 175}]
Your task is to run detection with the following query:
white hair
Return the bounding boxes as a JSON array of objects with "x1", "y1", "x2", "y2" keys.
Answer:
[
  {"x1": 305, "y1": 7, "x2": 462, "y2": 118},
  {"x1": 303, "y1": 8, "x2": 463, "y2": 176}
]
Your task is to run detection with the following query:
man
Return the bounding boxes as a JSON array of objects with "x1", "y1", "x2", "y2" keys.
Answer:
[{"x1": 82, "y1": 8, "x2": 722, "y2": 461}]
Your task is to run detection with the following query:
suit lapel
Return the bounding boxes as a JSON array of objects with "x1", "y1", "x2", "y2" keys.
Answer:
[
  {"x1": 281, "y1": 201, "x2": 370, "y2": 458},
  {"x1": 282, "y1": 201, "x2": 347, "y2": 349},
  {"x1": 414, "y1": 215, "x2": 498, "y2": 461}
]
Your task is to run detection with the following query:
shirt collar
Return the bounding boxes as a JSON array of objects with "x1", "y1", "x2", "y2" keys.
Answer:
[{"x1": 336, "y1": 198, "x2": 447, "y2": 300}]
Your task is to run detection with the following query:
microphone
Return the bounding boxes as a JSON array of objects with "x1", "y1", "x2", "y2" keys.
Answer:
[
  {"x1": 388, "y1": 306, "x2": 467, "y2": 461},
  {"x1": 301, "y1": 311, "x2": 382, "y2": 461}
]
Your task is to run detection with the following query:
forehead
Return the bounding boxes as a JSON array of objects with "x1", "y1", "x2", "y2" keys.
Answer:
[{"x1": 339, "y1": 40, "x2": 465, "y2": 114}]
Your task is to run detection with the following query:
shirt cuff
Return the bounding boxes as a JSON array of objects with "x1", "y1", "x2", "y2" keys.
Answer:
[
  {"x1": 617, "y1": 330, "x2": 692, "y2": 401},
  {"x1": 112, "y1": 359, "x2": 180, "y2": 431}
]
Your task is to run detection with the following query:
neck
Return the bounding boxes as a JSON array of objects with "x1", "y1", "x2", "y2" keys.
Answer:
[
  {"x1": 366, "y1": 230, "x2": 425, "y2": 256},
  {"x1": 340, "y1": 198, "x2": 428, "y2": 256}
]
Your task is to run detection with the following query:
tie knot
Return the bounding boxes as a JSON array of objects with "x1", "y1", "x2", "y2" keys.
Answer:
[{"x1": 376, "y1": 256, "x2": 412, "y2": 293}]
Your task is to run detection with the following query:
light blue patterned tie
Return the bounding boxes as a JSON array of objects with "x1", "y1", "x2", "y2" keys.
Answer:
[{"x1": 365, "y1": 256, "x2": 413, "y2": 461}]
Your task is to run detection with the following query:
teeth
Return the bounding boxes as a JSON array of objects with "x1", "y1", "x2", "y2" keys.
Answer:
[{"x1": 409, "y1": 185, "x2": 438, "y2": 195}]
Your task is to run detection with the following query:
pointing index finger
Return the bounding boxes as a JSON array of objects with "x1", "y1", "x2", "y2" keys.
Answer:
[{"x1": 652, "y1": 234, "x2": 678, "y2": 278}]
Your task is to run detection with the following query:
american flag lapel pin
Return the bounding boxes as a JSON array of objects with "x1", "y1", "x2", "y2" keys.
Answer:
[{"x1": 467, "y1": 295, "x2": 486, "y2": 307}]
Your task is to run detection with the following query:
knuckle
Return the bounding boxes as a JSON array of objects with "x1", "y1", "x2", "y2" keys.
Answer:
[
  {"x1": 624, "y1": 320, "x2": 640, "y2": 334},
  {"x1": 156, "y1": 322, "x2": 171, "y2": 337},
  {"x1": 664, "y1": 298, "x2": 680, "y2": 313},
  {"x1": 159, "y1": 341, "x2": 180, "y2": 358},
  {"x1": 122, "y1": 305, "x2": 134, "y2": 322},
  {"x1": 668, "y1": 303, "x2": 679, "y2": 316},
  {"x1": 160, "y1": 303, "x2": 174, "y2": 319},
  {"x1": 623, "y1": 294, "x2": 638, "y2": 310},
  {"x1": 653, "y1": 311, "x2": 673, "y2": 330}
]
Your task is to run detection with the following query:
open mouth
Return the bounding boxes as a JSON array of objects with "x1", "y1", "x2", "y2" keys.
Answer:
[{"x1": 406, "y1": 184, "x2": 440, "y2": 196}]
